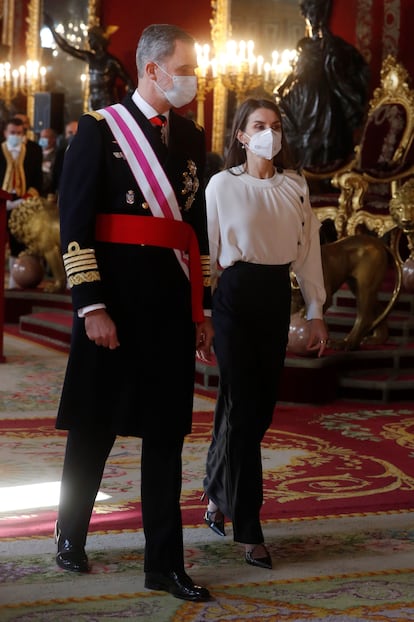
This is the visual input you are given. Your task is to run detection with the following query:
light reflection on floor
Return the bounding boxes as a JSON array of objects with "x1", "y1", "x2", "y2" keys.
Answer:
[{"x1": 0, "y1": 481, "x2": 110, "y2": 512}]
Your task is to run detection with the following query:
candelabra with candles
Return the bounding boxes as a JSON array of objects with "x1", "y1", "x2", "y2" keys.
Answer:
[
  {"x1": 194, "y1": 39, "x2": 297, "y2": 131},
  {"x1": 0, "y1": 60, "x2": 47, "y2": 107},
  {"x1": 195, "y1": 43, "x2": 217, "y2": 127},
  {"x1": 263, "y1": 49, "x2": 298, "y2": 96},
  {"x1": 216, "y1": 40, "x2": 264, "y2": 106}
]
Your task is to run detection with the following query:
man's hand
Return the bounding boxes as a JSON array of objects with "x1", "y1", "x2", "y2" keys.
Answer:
[
  {"x1": 196, "y1": 317, "x2": 214, "y2": 362},
  {"x1": 84, "y1": 308, "x2": 120, "y2": 349}
]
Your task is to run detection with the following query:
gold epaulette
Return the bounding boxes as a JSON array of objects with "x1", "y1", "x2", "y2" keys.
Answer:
[
  {"x1": 63, "y1": 241, "x2": 101, "y2": 287},
  {"x1": 201, "y1": 254, "x2": 211, "y2": 287},
  {"x1": 85, "y1": 110, "x2": 105, "y2": 121}
]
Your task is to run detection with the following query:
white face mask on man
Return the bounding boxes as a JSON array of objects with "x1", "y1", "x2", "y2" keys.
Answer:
[
  {"x1": 6, "y1": 135, "x2": 23, "y2": 150},
  {"x1": 154, "y1": 63, "x2": 197, "y2": 108},
  {"x1": 38, "y1": 137, "x2": 49, "y2": 149},
  {"x1": 245, "y1": 128, "x2": 282, "y2": 160}
]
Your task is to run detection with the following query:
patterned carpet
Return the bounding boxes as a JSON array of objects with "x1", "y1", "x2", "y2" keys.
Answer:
[
  {"x1": 2, "y1": 519, "x2": 414, "y2": 620},
  {"x1": 1, "y1": 332, "x2": 414, "y2": 620}
]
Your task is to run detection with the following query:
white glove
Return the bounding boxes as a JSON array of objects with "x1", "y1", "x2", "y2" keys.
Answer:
[{"x1": 6, "y1": 198, "x2": 24, "y2": 211}]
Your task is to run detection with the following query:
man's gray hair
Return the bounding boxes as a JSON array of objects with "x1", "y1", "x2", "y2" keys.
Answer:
[{"x1": 136, "y1": 23, "x2": 195, "y2": 77}]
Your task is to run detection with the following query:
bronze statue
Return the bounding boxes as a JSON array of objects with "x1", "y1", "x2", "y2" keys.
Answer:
[
  {"x1": 276, "y1": 0, "x2": 370, "y2": 168},
  {"x1": 390, "y1": 179, "x2": 414, "y2": 283},
  {"x1": 291, "y1": 235, "x2": 401, "y2": 350},
  {"x1": 390, "y1": 179, "x2": 414, "y2": 236},
  {"x1": 43, "y1": 14, "x2": 135, "y2": 111},
  {"x1": 8, "y1": 195, "x2": 66, "y2": 293}
]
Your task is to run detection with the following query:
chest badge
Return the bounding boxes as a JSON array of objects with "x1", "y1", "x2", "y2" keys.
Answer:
[
  {"x1": 126, "y1": 190, "x2": 135, "y2": 205},
  {"x1": 181, "y1": 160, "x2": 199, "y2": 211}
]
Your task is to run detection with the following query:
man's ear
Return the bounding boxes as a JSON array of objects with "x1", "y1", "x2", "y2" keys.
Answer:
[{"x1": 145, "y1": 61, "x2": 157, "y2": 80}]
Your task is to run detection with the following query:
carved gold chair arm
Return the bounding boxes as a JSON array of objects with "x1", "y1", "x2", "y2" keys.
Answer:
[
  {"x1": 329, "y1": 171, "x2": 369, "y2": 237},
  {"x1": 312, "y1": 206, "x2": 340, "y2": 224},
  {"x1": 333, "y1": 171, "x2": 370, "y2": 212},
  {"x1": 346, "y1": 210, "x2": 395, "y2": 237},
  {"x1": 358, "y1": 163, "x2": 414, "y2": 186},
  {"x1": 303, "y1": 156, "x2": 357, "y2": 181}
]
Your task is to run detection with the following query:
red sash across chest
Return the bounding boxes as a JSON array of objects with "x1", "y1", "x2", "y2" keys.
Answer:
[{"x1": 95, "y1": 213, "x2": 204, "y2": 322}]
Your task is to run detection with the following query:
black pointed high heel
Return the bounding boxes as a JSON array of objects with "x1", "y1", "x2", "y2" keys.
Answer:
[
  {"x1": 201, "y1": 492, "x2": 226, "y2": 537},
  {"x1": 245, "y1": 544, "x2": 272, "y2": 570},
  {"x1": 203, "y1": 509, "x2": 226, "y2": 537}
]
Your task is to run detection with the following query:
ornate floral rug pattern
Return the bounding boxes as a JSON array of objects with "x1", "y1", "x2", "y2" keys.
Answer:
[
  {"x1": 2, "y1": 526, "x2": 414, "y2": 620},
  {"x1": 2, "y1": 403, "x2": 414, "y2": 538},
  {"x1": 1, "y1": 333, "x2": 414, "y2": 620}
]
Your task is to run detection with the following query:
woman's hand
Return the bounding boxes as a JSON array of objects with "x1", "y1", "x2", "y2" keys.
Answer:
[
  {"x1": 306, "y1": 318, "x2": 329, "y2": 358},
  {"x1": 196, "y1": 317, "x2": 214, "y2": 362}
]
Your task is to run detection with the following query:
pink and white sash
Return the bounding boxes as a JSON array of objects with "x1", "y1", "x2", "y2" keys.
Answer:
[{"x1": 98, "y1": 104, "x2": 190, "y2": 279}]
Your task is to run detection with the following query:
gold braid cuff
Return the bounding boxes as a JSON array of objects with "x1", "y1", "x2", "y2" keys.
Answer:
[
  {"x1": 201, "y1": 254, "x2": 211, "y2": 287},
  {"x1": 63, "y1": 242, "x2": 101, "y2": 287}
]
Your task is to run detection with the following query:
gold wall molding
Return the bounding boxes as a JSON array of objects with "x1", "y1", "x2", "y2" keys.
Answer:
[
  {"x1": 26, "y1": 0, "x2": 41, "y2": 63},
  {"x1": 1, "y1": 0, "x2": 14, "y2": 57},
  {"x1": 211, "y1": 0, "x2": 230, "y2": 155},
  {"x1": 88, "y1": 0, "x2": 102, "y2": 27},
  {"x1": 25, "y1": 0, "x2": 41, "y2": 130}
]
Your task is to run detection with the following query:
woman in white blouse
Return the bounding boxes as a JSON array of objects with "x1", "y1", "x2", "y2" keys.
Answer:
[{"x1": 202, "y1": 98, "x2": 329, "y2": 569}]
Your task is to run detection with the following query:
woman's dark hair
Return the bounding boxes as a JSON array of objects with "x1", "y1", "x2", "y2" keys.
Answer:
[{"x1": 224, "y1": 98, "x2": 297, "y2": 171}]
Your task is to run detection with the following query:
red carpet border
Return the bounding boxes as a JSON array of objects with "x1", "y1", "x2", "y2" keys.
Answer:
[{"x1": 2, "y1": 402, "x2": 414, "y2": 540}]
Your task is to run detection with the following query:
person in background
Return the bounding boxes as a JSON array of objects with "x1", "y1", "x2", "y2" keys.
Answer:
[
  {"x1": 63, "y1": 120, "x2": 78, "y2": 145},
  {"x1": 202, "y1": 97, "x2": 329, "y2": 569},
  {"x1": 39, "y1": 127, "x2": 58, "y2": 196},
  {"x1": 0, "y1": 116, "x2": 43, "y2": 287},
  {"x1": 15, "y1": 113, "x2": 38, "y2": 142},
  {"x1": 52, "y1": 120, "x2": 79, "y2": 193},
  {"x1": 54, "y1": 23, "x2": 213, "y2": 602},
  {"x1": 14, "y1": 112, "x2": 43, "y2": 163},
  {"x1": 14, "y1": 111, "x2": 43, "y2": 175}
]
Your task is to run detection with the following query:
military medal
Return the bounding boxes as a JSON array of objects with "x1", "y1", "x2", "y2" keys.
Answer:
[{"x1": 126, "y1": 190, "x2": 135, "y2": 205}]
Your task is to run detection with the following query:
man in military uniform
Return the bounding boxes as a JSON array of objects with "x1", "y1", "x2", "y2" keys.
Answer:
[{"x1": 55, "y1": 24, "x2": 213, "y2": 602}]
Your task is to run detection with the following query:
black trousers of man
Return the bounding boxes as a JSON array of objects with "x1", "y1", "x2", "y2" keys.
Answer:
[{"x1": 57, "y1": 427, "x2": 185, "y2": 572}]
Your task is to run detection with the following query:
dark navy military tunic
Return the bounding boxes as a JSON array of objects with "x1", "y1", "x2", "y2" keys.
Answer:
[{"x1": 57, "y1": 95, "x2": 211, "y2": 439}]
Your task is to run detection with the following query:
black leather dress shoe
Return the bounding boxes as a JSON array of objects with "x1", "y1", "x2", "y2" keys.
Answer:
[
  {"x1": 55, "y1": 523, "x2": 89, "y2": 573},
  {"x1": 145, "y1": 570, "x2": 210, "y2": 601}
]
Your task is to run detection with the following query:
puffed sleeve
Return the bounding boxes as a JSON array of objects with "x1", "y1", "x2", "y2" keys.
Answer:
[
  {"x1": 205, "y1": 173, "x2": 221, "y2": 291},
  {"x1": 290, "y1": 181, "x2": 326, "y2": 319}
]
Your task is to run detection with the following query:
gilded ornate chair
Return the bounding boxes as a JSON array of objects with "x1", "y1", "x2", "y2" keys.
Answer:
[{"x1": 305, "y1": 55, "x2": 414, "y2": 239}]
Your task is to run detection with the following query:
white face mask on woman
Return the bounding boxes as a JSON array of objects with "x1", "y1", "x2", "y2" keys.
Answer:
[
  {"x1": 245, "y1": 128, "x2": 282, "y2": 160},
  {"x1": 154, "y1": 64, "x2": 197, "y2": 108}
]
